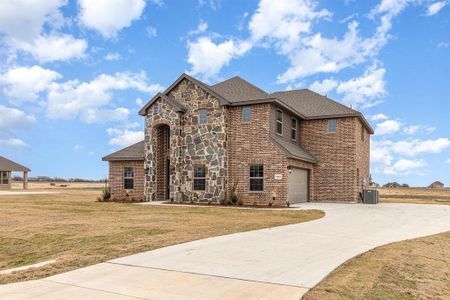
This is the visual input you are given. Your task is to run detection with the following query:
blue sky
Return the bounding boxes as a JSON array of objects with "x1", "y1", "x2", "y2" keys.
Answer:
[{"x1": 0, "y1": 0, "x2": 449, "y2": 186}]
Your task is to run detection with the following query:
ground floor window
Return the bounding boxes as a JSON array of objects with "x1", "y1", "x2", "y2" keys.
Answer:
[
  {"x1": 249, "y1": 165, "x2": 264, "y2": 191},
  {"x1": 124, "y1": 167, "x2": 134, "y2": 189},
  {"x1": 193, "y1": 165, "x2": 206, "y2": 191},
  {"x1": 0, "y1": 171, "x2": 9, "y2": 185}
]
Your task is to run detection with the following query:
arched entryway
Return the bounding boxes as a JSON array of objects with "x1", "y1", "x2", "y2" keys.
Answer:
[{"x1": 155, "y1": 124, "x2": 170, "y2": 200}]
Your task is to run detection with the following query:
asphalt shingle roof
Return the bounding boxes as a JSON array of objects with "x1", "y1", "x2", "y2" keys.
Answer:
[
  {"x1": 0, "y1": 156, "x2": 30, "y2": 172},
  {"x1": 102, "y1": 141, "x2": 145, "y2": 161},
  {"x1": 270, "y1": 136, "x2": 318, "y2": 163},
  {"x1": 210, "y1": 76, "x2": 269, "y2": 102}
]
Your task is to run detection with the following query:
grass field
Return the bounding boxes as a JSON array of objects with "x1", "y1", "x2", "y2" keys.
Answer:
[
  {"x1": 0, "y1": 188, "x2": 324, "y2": 284},
  {"x1": 378, "y1": 187, "x2": 450, "y2": 205},
  {"x1": 303, "y1": 231, "x2": 450, "y2": 299},
  {"x1": 10, "y1": 181, "x2": 104, "y2": 190}
]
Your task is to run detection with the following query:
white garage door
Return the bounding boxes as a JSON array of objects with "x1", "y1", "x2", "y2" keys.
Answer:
[{"x1": 288, "y1": 168, "x2": 309, "y2": 204}]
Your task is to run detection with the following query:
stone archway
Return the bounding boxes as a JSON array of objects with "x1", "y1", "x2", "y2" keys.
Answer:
[{"x1": 155, "y1": 124, "x2": 170, "y2": 200}]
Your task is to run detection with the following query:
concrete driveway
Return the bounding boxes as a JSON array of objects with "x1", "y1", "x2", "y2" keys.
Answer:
[{"x1": 1, "y1": 203, "x2": 450, "y2": 299}]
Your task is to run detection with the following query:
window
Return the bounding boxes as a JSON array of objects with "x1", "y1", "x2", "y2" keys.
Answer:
[
  {"x1": 276, "y1": 109, "x2": 283, "y2": 135},
  {"x1": 123, "y1": 167, "x2": 134, "y2": 189},
  {"x1": 198, "y1": 109, "x2": 208, "y2": 124},
  {"x1": 242, "y1": 106, "x2": 252, "y2": 123},
  {"x1": 193, "y1": 165, "x2": 206, "y2": 191},
  {"x1": 0, "y1": 171, "x2": 9, "y2": 185},
  {"x1": 249, "y1": 165, "x2": 264, "y2": 191},
  {"x1": 328, "y1": 119, "x2": 336, "y2": 133},
  {"x1": 361, "y1": 126, "x2": 365, "y2": 141},
  {"x1": 291, "y1": 118, "x2": 297, "y2": 140}
]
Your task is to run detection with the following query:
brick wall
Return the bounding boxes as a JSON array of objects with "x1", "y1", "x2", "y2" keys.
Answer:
[
  {"x1": 109, "y1": 160, "x2": 145, "y2": 201},
  {"x1": 300, "y1": 117, "x2": 362, "y2": 202},
  {"x1": 355, "y1": 119, "x2": 371, "y2": 192},
  {"x1": 228, "y1": 104, "x2": 313, "y2": 206}
]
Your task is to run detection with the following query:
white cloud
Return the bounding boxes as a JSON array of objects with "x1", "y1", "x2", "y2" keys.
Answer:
[
  {"x1": 146, "y1": 26, "x2": 157, "y2": 38},
  {"x1": 336, "y1": 65, "x2": 386, "y2": 108},
  {"x1": 81, "y1": 107, "x2": 130, "y2": 124},
  {"x1": 370, "y1": 113, "x2": 389, "y2": 121},
  {"x1": 0, "y1": 0, "x2": 87, "y2": 62},
  {"x1": 106, "y1": 128, "x2": 144, "y2": 147},
  {"x1": 46, "y1": 71, "x2": 163, "y2": 122},
  {"x1": 74, "y1": 144, "x2": 83, "y2": 152},
  {"x1": 0, "y1": 105, "x2": 36, "y2": 131},
  {"x1": 387, "y1": 138, "x2": 450, "y2": 157},
  {"x1": 13, "y1": 34, "x2": 87, "y2": 63},
  {"x1": 0, "y1": 138, "x2": 28, "y2": 148},
  {"x1": 189, "y1": 20, "x2": 208, "y2": 35},
  {"x1": 104, "y1": 52, "x2": 121, "y2": 61},
  {"x1": 187, "y1": 37, "x2": 252, "y2": 80},
  {"x1": 438, "y1": 42, "x2": 449, "y2": 48},
  {"x1": 403, "y1": 124, "x2": 435, "y2": 135},
  {"x1": 447, "y1": 158, "x2": 450, "y2": 163},
  {"x1": 136, "y1": 97, "x2": 144, "y2": 106},
  {"x1": 1, "y1": 65, "x2": 62, "y2": 103},
  {"x1": 78, "y1": 0, "x2": 146, "y2": 38},
  {"x1": 375, "y1": 119, "x2": 402, "y2": 135},
  {"x1": 249, "y1": 0, "x2": 331, "y2": 53},
  {"x1": 384, "y1": 159, "x2": 426, "y2": 175},
  {"x1": 309, "y1": 78, "x2": 337, "y2": 94},
  {"x1": 426, "y1": 1, "x2": 447, "y2": 16}
]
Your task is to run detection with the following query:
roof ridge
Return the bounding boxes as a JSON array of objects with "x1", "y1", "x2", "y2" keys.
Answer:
[{"x1": 213, "y1": 75, "x2": 269, "y2": 95}]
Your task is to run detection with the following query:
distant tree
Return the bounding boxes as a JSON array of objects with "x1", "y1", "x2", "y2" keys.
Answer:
[
  {"x1": 401, "y1": 184, "x2": 410, "y2": 188},
  {"x1": 383, "y1": 182, "x2": 401, "y2": 188}
]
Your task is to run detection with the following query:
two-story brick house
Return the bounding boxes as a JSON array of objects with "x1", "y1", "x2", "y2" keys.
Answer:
[{"x1": 103, "y1": 73, "x2": 373, "y2": 206}]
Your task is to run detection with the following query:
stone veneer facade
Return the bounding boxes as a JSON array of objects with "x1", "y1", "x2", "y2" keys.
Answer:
[
  {"x1": 133, "y1": 77, "x2": 371, "y2": 205},
  {"x1": 144, "y1": 79, "x2": 227, "y2": 202}
]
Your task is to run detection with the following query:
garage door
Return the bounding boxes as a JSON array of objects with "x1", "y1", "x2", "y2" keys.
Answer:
[{"x1": 288, "y1": 168, "x2": 309, "y2": 204}]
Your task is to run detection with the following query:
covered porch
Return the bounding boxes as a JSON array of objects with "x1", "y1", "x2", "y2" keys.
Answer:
[{"x1": 0, "y1": 156, "x2": 30, "y2": 189}]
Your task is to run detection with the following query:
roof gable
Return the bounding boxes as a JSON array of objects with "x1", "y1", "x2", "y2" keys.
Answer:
[
  {"x1": 0, "y1": 156, "x2": 30, "y2": 172},
  {"x1": 138, "y1": 73, "x2": 230, "y2": 116},
  {"x1": 138, "y1": 93, "x2": 186, "y2": 116}
]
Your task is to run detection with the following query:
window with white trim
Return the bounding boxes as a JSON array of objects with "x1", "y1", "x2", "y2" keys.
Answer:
[
  {"x1": 276, "y1": 109, "x2": 283, "y2": 135},
  {"x1": 193, "y1": 165, "x2": 206, "y2": 191},
  {"x1": 124, "y1": 167, "x2": 134, "y2": 189},
  {"x1": 249, "y1": 165, "x2": 264, "y2": 191},
  {"x1": 242, "y1": 106, "x2": 252, "y2": 123},
  {"x1": 291, "y1": 118, "x2": 297, "y2": 140},
  {"x1": 328, "y1": 119, "x2": 336, "y2": 133}
]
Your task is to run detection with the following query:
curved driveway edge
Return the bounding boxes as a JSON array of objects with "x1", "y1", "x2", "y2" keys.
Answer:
[{"x1": 1, "y1": 203, "x2": 449, "y2": 299}]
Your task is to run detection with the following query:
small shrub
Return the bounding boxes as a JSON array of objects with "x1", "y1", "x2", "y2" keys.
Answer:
[
  {"x1": 237, "y1": 198, "x2": 243, "y2": 206},
  {"x1": 228, "y1": 179, "x2": 240, "y2": 205},
  {"x1": 99, "y1": 186, "x2": 110, "y2": 202},
  {"x1": 286, "y1": 201, "x2": 290, "y2": 208},
  {"x1": 207, "y1": 200, "x2": 212, "y2": 205}
]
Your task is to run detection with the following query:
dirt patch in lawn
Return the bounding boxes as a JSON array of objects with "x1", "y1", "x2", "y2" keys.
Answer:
[
  {"x1": 303, "y1": 231, "x2": 450, "y2": 299},
  {"x1": 378, "y1": 187, "x2": 450, "y2": 205},
  {"x1": 0, "y1": 189, "x2": 324, "y2": 284}
]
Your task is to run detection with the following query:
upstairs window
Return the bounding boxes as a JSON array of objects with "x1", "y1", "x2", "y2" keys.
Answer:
[
  {"x1": 124, "y1": 167, "x2": 134, "y2": 189},
  {"x1": 242, "y1": 106, "x2": 252, "y2": 123},
  {"x1": 328, "y1": 119, "x2": 336, "y2": 133},
  {"x1": 193, "y1": 165, "x2": 206, "y2": 191},
  {"x1": 291, "y1": 118, "x2": 297, "y2": 141},
  {"x1": 249, "y1": 165, "x2": 264, "y2": 191},
  {"x1": 276, "y1": 109, "x2": 283, "y2": 135},
  {"x1": 199, "y1": 109, "x2": 208, "y2": 124}
]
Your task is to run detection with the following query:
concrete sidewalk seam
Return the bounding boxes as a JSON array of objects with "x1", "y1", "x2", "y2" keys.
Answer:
[
  {"x1": 43, "y1": 279, "x2": 149, "y2": 300},
  {"x1": 105, "y1": 261, "x2": 310, "y2": 290}
]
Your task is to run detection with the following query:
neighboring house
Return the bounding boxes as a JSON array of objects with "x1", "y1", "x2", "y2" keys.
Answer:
[
  {"x1": 103, "y1": 73, "x2": 373, "y2": 205},
  {"x1": 0, "y1": 155, "x2": 30, "y2": 189},
  {"x1": 428, "y1": 181, "x2": 444, "y2": 189}
]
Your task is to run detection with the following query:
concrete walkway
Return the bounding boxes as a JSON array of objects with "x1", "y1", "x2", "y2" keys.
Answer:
[{"x1": 1, "y1": 203, "x2": 450, "y2": 299}]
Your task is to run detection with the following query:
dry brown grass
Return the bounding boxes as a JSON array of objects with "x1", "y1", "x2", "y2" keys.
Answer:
[
  {"x1": 303, "y1": 231, "x2": 450, "y2": 299},
  {"x1": 10, "y1": 181, "x2": 104, "y2": 190},
  {"x1": 378, "y1": 187, "x2": 450, "y2": 205},
  {"x1": 0, "y1": 189, "x2": 324, "y2": 284}
]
